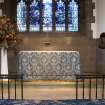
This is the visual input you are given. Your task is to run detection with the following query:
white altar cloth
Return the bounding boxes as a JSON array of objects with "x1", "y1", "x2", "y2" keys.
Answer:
[{"x1": 1, "y1": 47, "x2": 8, "y2": 75}]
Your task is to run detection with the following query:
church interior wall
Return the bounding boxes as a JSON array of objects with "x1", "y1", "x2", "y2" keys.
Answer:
[{"x1": 0, "y1": 0, "x2": 105, "y2": 75}]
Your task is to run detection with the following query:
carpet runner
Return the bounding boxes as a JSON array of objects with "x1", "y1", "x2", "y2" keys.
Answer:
[{"x1": 0, "y1": 100, "x2": 105, "y2": 105}]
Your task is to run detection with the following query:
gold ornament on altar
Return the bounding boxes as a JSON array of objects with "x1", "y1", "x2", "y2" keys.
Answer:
[{"x1": 0, "y1": 15, "x2": 18, "y2": 48}]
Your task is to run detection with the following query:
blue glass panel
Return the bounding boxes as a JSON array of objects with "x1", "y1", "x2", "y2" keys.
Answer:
[
  {"x1": 55, "y1": 0, "x2": 65, "y2": 31},
  {"x1": 43, "y1": 0, "x2": 52, "y2": 31},
  {"x1": 17, "y1": 0, "x2": 26, "y2": 32},
  {"x1": 30, "y1": 0, "x2": 40, "y2": 31},
  {"x1": 68, "y1": 0, "x2": 78, "y2": 31}
]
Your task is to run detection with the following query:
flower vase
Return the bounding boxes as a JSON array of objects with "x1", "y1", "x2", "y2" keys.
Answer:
[{"x1": 0, "y1": 15, "x2": 17, "y2": 79}]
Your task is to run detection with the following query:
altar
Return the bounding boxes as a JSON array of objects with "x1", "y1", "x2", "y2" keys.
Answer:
[{"x1": 18, "y1": 51, "x2": 80, "y2": 80}]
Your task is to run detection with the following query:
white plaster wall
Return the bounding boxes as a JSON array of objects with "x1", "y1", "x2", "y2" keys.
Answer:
[
  {"x1": 92, "y1": 0, "x2": 105, "y2": 39},
  {"x1": 94, "y1": 0, "x2": 105, "y2": 38}
]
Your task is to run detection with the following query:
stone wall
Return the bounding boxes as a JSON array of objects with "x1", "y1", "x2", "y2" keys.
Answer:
[
  {"x1": 8, "y1": 33, "x2": 97, "y2": 75},
  {"x1": 84, "y1": 0, "x2": 95, "y2": 38},
  {"x1": 0, "y1": 0, "x2": 97, "y2": 75},
  {"x1": 1, "y1": 0, "x2": 95, "y2": 38}
]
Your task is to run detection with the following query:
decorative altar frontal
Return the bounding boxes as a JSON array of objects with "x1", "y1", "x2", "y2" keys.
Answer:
[{"x1": 18, "y1": 51, "x2": 80, "y2": 80}]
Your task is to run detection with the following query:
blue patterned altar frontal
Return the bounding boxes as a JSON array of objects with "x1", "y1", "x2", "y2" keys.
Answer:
[{"x1": 18, "y1": 51, "x2": 80, "y2": 80}]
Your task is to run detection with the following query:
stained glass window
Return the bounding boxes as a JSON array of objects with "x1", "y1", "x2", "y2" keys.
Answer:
[
  {"x1": 43, "y1": 0, "x2": 52, "y2": 31},
  {"x1": 55, "y1": 0, "x2": 65, "y2": 31},
  {"x1": 68, "y1": 0, "x2": 78, "y2": 31},
  {"x1": 17, "y1": 0, "x2": 26, "y2": 32},
  {"x1": 17, "y1": 0, "x2": 78, "y2": 32},
  {"x1": 30, "y1": 0, "x2": 40, "y2": 31}
]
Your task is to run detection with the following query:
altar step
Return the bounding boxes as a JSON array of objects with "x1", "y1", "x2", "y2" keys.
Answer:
[{"x1": 0, "y1": 80, "x2": 101, "y2": 88}]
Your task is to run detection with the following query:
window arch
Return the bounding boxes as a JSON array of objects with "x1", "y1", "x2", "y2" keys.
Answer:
[{"x1": 17, "y1": 0, "x2": 78, "y2": 32}]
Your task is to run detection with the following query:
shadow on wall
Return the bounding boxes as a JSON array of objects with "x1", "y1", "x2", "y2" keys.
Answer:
[
  {"x1": 97, "y1": 32, "x2": 105, "y2": 74},
  {"x1": 98, "y1": 32, "x2": 105, "y2": 49}
]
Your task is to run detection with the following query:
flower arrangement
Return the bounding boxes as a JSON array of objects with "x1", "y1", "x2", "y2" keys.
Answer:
[{"x1": 0, "y1": 15, "x2": 17, "y2": 48}]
